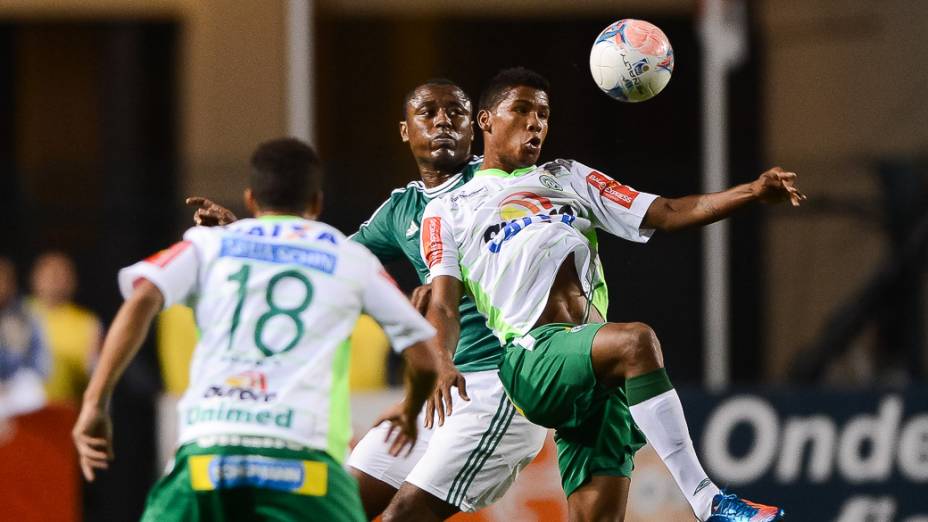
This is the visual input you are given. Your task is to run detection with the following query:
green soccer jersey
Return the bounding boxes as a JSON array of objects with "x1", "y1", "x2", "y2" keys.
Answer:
[{"x1": 350, "y1": 156, "x2": 500, "y2": 372}]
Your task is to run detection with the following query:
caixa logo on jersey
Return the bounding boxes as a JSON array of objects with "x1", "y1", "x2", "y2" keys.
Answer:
[
  {"x1": 484, "y1": 192, "x2": 576, "y2": 253},
  {"x1": 204, "y1": 371, "x2": 277, "y2": 403}
]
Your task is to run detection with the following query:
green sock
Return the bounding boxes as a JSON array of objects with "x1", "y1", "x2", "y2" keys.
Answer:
[{"x1": 625, "y1": 368, "x2": 673, "y2": 406}]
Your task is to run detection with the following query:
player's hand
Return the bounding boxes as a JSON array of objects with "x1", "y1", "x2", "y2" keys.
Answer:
[
  {"x1": 424, "y1": 361, "x2": 469, "y2": 429},
  {"x1": 374, "y1": 401, "x2": 418, "y2": 457},
  {"x1": 410, "y1": 284, "x2": 432, "y2": 315},
  {"x1": 752, "y1": 167, "x2": 806, "y2": 207},
  {"x1": 72, "y1": 404, "x2": 114, "y2": 482},
  {"x1": 185, "y1": 196, "x2": 238, "y2": 226}
]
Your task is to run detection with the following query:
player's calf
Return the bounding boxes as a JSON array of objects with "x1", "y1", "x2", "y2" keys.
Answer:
[
  {"x1": 567, "y1": 475, "x2": 630, "y2": 522},
  {"x1": 592, "y1": 322, "x2": 726, "y2": 520}
]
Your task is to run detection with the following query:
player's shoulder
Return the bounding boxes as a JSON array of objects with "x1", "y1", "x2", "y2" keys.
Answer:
[
  {"x1": 364, "y1": 181, "x2": 427, "y2": 219},
  {"x1": 338, "y1": 231, "x2": 383, "y2": 273},
  {"x1": 390, "y1": 180, "x2": 427, "y2": 201},
  {"x1": 181, "y1": 224, "x2": 221, "y2": 245},
  {"x1": 209, "y1": 217, "x2": 347, "y2": 247},
  {"x1": 308, "y1": 220, "x2": 350, "y2": 242},
  {"x1": 539, "y1": 158, "x2": 592, "y2": 177}
]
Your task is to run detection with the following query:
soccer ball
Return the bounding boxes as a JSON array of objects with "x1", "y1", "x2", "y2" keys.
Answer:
[{"x1": 589, "y1": 19, "x2": 674, "y2": 102}]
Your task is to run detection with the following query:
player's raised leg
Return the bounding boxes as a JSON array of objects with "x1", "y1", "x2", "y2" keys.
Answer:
[{"x1": 589, "y1": 322, "x2": 784, "y2": 522}]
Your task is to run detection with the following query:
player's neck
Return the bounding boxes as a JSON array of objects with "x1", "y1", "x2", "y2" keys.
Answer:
[
  {"x1": 479, "y1": 152, "x2": 522, "y2": 174},
  {"x1": 417, "y1": 165, "x2": 457, "y2": 189}
]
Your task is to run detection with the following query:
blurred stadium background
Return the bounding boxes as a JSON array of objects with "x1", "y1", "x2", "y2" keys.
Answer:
[{"x1": 0, "y1": 0, "x2": 926, "y2": 520}]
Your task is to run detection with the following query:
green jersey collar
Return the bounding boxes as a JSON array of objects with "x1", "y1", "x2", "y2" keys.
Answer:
[
  {"x1": 422, "y1": 171, "x2": 464, "y2": 199},
  {"x1": 474, "y1": 166, "x2": 536, "y2": 178}
]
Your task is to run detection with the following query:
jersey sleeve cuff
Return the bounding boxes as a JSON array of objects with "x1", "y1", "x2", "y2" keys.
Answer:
[
  {"x1": 425, "y1": 267, "x2": 462, "y2": 283},
  {"x1": 629, "y1": 192, "x2": 660, "y2": 242},
  {"x1": 118, "y1": 264, "x2": 173, "y2": 309}
]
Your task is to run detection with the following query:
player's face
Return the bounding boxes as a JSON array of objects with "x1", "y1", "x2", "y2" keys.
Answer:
[
  {"x1": 401, "y1": 85, "x2": 473, "y2": 172},
  {"x1": 481, "y1": 86, "x2": 549, "y2": 169}
]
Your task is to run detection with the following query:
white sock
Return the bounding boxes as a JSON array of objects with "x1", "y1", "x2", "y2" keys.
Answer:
[{"x1": 629, "y1": 389, "x2": 720, "y2": 521}]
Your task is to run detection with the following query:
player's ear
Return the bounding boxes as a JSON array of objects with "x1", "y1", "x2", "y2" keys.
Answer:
[
  {"x1": 477, "y1": 109, "x2": 492, "y2": 132},
  {"x1": 399, "y1": 121, "x2": 409, "y2": 143},
  {"x1": 244, "y1": 188, "x2": 258, "y2": 215}
]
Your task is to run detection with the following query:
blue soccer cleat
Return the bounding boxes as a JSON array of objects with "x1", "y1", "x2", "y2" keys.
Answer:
[{"x1": 706, "y1": 492, "x2": 785, "y2": 521}]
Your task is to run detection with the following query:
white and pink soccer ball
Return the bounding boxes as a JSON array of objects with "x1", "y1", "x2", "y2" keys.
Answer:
[{"x1": 589, "y1": 19, "x2": 674, "y2": 102}]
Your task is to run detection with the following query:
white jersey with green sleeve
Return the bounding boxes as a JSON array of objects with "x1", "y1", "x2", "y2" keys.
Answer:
[
  {"x1": 420, "y1": 159, "x2": 658, "y2": 344},
  {"x1": 117, "y1": 216, "x2": 435, "y2": 462}
]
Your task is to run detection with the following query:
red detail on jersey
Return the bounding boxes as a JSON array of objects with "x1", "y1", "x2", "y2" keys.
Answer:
[
  {"x1": 504, "y1": 199, "x2": 542, "y2": 214},
  {"x1": 379, "y1": 269, "x2": 400, "y2": 289},
  {"x1": 422, "y1": 217, "x2": 444, "y2": 268},
  {"x1": 506, "y1": 192, "x2": 554, "y2": 210},
  {"x1": 145, "y1": 241, "x2": 192, "y2": 268},
  {"x1": 586, "y1": 171, "x2": 639, "y2": 209}
]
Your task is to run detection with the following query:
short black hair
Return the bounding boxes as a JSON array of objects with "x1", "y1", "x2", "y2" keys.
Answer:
[
  {"x1": 402, "y1": 78, "x2": 469, "y2": 118},
  {"x1": 249, "y1": 138, "x2": 322, "y2": 213},
  {"x1": 478, "y1": 67, "x2": 550, "y2": 112}
]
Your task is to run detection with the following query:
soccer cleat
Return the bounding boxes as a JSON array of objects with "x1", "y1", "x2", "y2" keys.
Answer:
[{"x1": 706, "y1": 493, "x2": 785, "y2": 521}]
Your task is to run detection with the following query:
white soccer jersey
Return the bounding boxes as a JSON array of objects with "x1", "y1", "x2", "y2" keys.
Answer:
[
  {"x1": 118, "y1": 216, "x2": 435, "y2": 461},
  {"x1": 421, "y1": 159, "x2": 658, "y2": 343}
]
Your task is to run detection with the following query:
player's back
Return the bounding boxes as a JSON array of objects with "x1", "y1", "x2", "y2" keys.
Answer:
[{"x1": 120, "y1": 216, "x2": 387, "y2": 457}]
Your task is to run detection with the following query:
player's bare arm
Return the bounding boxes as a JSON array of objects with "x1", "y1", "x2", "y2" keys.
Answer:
[
  {"x1": 72, "y1": 278, "x2": 164, "y2": 482},
  {"x1": 643, "y1": 166, "x2": 805, "y2": 232},
  {"x1": 422, "y1": 274, "x2": 468, "y2": 428}
]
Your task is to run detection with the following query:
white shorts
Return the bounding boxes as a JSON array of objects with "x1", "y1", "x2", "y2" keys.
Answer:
[{"x1": 347, "y1": 369, "x2": 548, "y2": 512}]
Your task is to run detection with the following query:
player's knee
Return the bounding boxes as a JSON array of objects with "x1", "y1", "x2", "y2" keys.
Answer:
[
  {"x1": 623, "y1": 322, "x2": 662, "y2": 367},
  {"x1": 593, "y1": 322, "x2": 662, "y2": 385},
  {"x1": 604, "y1": 322, "x2": 662, "y2": 374}
]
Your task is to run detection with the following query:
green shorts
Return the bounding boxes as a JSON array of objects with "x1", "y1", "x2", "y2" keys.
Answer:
[
  {"x1": 141, "y1": 440, "x2": 365, "y2": 522},
  {"x1": 498, "y1": 323, "x2": 647, "y2": 497}
]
